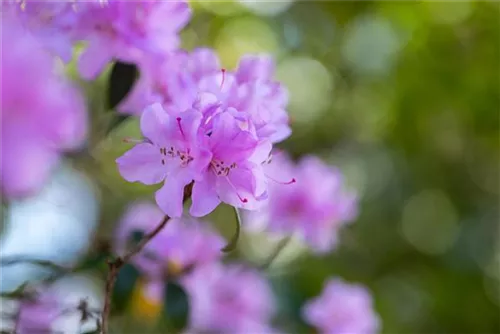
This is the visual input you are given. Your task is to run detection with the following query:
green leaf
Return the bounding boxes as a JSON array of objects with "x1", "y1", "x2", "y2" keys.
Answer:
[
  {"x1": 107, "y1": 61, "x2": 138, "y2": 110},
  {"x1": 111, "y1": 263, "x2": 140, "y2": 314},
  {"x1": 221, "y1": 207, "x2": 242, "y2": 252},
  {"x1": 163, "y1": 281, "x2": 189, "y2": 331}
]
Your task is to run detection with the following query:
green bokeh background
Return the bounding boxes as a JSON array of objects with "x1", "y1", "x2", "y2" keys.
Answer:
[{"x1": 75, "y1": 1, "x2": 499, "y2": 333}]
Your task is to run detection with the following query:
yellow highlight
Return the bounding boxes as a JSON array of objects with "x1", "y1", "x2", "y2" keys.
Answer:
[{"x1": 130, "y1": 279, "x2": 162, "y2": 323}]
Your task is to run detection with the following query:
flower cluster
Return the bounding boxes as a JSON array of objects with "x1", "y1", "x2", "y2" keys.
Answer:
[
  {"x1": 117, "y1": 101, "x2": 274, "y2": 218},
  {"x1": 115, "y1": 201, "x2": 224, "y2": 281},
  {"x1": 302, "y1": 278, "x2": 380, "y2": 334},
  {"x1": 119, "y1": 48, "x2": 291, "y2": 144},
  {"x1": 183, "y1": 263, "x2": 276, "y2": 334},
  {"x1": 0, "y1": 15, "x2": 87, "y2": 199},
  {"x1": 245, "y1": 153, "x2": 358, "y2": 253},
  {"x1": 4, "y1": 0, "x2": 191, "y2": 79},
  {"x1": 115, "y1": 201, "x2": 277, "y2": 333}
]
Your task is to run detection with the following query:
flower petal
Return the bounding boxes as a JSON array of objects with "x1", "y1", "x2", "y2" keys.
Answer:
[
  {"x1": 140, "y1": 103, "x2": 169, "y2": 144},
  {"x1": 190, "y1": 177, "x2": 221, "y2": 217},
  {"x1": 78, "y1": 38, "x2": 113, "y2": 80},
  {"x1": 155, "y1": 169, "x2": 191, "y2": 218},
  {"x1": 116, "y1": 143, "x2": 166, "y2": 185}
]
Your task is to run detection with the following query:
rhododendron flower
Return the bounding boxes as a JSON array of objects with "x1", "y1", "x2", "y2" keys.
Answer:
[
  {"x1": 244, "y1": 153, "x2": 357, "y2": 253},
  {"x1": 116, "y1": 103, "x2": 211, "y2": 217},
  {"x1": 1, "y1": 2, "x2": 84, "y2": 62},
  {"x1": 119, "y1": 49, "x2": 291, "y2": 143},
  {"x1": 190, "y1": 112, "x2": 271, "y2": 216},
  {"x1": 114, "y1": 201, "x2": 224, "y2": 279},
  {"x1": 302, "y1": 278, "x2": 380, "y2": 334},
  {"x1": 1, "y1": 15, "x2": 87, "y2": 198},
  {"x1": 119, "y1": 48, "x2": 222, "y2": 115},
  {"x1": 182, "y1": 263, "x2": 276, "y2": 334},
  {"x1": 16, "y1": 290, "x2": 60, "y2": 334},
  {"x1": 77, "y1": 0, "x2": 191, "y2": 79},
  {"x1": 116, "y1": 104, "x2": 270, "y2": 217}
]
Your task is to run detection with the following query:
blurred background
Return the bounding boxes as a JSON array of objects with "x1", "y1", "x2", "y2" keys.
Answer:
[{"x1": 1, "y1": 1, "x2": 499, "y2": 333}]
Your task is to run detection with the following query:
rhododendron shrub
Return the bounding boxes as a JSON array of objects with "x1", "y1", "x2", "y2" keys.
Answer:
[{"x1": 0, "y1": 2, "x2": 380, "y2": 334}]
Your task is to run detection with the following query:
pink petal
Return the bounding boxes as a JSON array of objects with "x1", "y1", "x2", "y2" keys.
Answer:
[
  {"x1": 78, "y1": 38, "x2": 113, "y2": 80},
  {"x1": 1, "y1": 139, "x2": 59, "y2": 198},
  {"x1": 116, "y1": 143, "x2": 166, "y2": 185},
  {"x1": 140, "y1": 103, "x2": 169, "y2": 144},
  {"x1": 155, "y1": 169, "x2": 191, "y2": 218},
  {"x1": 190, "y1": 178, "x2": 221, "y2": 217}
]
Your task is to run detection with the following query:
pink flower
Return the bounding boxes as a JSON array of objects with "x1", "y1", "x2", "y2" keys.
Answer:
[
  {"x1": 77, "y1": 0, "x2": 191, "y2": 80},
  {"x1": 116, "y1": 103, "x2": 270, "y2": 217},
  {"x1": 116, "y1": 103, "x2": 211, "y2": 218},
  {"x1": 302, "y1": 278, "x2": 380, "y2": 334},
  {"x1": 118, "y1": 50, "x2": 291, "y2": 144},
  {"x1": 16, "y1": 290, "x2": 60, "y2": 334},
  {"x1": 182, "y1": 263, "x2": 276, "y2": 334},
  {"x1": 0, "y1": 15, "x2": 87, "y2": 198},
  {"x1": 245, "y1": 153, "x2": 357, "y2": 253},
  {"x1": 1, "y1": 1, "x2": 84, "y2": 62},
  {"x1": 114, "y1": 201, "x2": 224, "y2": 280},
  {"x1": 119, "y1": 48, "x2": 221, "y2": 115},
  {"x1": 229, "y1": 55, "x2": 291, "y2": 143},
  {"x1": 189, "y1": 111, "x2": 271, "y2": 217}
]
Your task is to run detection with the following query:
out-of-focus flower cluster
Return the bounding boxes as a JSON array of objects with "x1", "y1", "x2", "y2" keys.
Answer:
[
  {"x1": 114, "y1": 202, "x2": 277, "y2": 333},
  {"x1": 2, "y1": 0, "x2": 191, "y2": 79},
  {"x1": 245, "y1": 153, "x2": 358, "y2": 253},
  {"x1": 1, "y1": 1, "x2": 380, "y2": 333},
  {"x1": 0, "y1": 13, "x2": 87, "y2": 198}
]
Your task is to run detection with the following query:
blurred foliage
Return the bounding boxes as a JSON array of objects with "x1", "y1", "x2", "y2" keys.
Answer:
[{"x1": 73, "y1": 1, "x2": 500, "y2": 333}]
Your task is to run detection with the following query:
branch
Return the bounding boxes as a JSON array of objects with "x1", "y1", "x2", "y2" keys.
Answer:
[
  {"x1": 100, "y1": 182, "x2": 192, "y2": 334},
  {"x1": 259, "y1": 236, "x2": 292, "y2": 270},
  {"x1": 0, "y1": 257, "x2": 69, "y2": 273},
  {"x1": 100, "y1": 214, "x2": 170, "y2": 334}
]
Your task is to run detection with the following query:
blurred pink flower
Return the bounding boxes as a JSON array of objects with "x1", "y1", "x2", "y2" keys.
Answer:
[
  {"x1": 182, "y1": 263, "x2": 276, "y2": 334},
  {"x1": 1, "y1": 1, "x2": 85, "y2": 62},
  {"x1": 119, "y1": 50, "x2": 290, "y2": 144},
  {"x1": 302, "y1": 278, "x2": 380, "y2": 334},
  {"x1": 0, "y1": 15, "x2": 87, "y2": 199},
  {"x1": 245, "y1": 153, "x2": 358, "y2": 253},
  {"x1": 77, "y1": 0, "x2": 191, "y2": 79},
  {"x1": 16, "y1": 290, "x2": 60, "y2": 334},
  {"x1": 114, "y1": 201, "x2": 224, "y2": 280}
]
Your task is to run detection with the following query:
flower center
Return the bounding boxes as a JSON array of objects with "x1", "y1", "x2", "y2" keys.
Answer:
[
  {"x1": 210, "y1": 159, "x2": 236, "y2": 176},
  {"x1": 160, "y1": 146, "x2": 193, "y2": 167}
]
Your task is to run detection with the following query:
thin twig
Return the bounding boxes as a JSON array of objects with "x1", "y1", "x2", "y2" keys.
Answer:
[
  {"x1": 100, "y1": 214, "x2": 170, "y2": 334},
  {"x1": 259, "y1": 236, "x2": 292, "y2": 270},
  {"x1": 99, "y1": 182, "x2": 193, "y2": 334},
  {"x1": 0, "y1": 257, "x2": 69, "y2": 273}
]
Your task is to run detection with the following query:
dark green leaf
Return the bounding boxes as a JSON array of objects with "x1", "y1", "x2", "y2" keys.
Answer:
[
  {"x1": 107, "y1": 61, "x2": 138, "y2": 110},
  {"x1": 221, "y1": 207, "x2": 242, "y2": 252},
  {"x1": 163, "y1": 281, "x2": 189, "y2": 331},
  {"x1": 111, "y1": 263, "x2": 140, "y2": 314}
]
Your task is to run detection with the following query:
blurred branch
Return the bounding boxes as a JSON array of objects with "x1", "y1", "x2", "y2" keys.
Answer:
[
  {"x1": 100, "y1": 183, "x2": 193, "y2": 334},
  {"x1": 221, "y1": 207, "x2": 242, "y2": 253},
  {"x1": 0, "y1": 257, "x2": 69, "y2": 273},
  {"x1": 259, "y1": 236, "x2": 292, "y2": 270}
]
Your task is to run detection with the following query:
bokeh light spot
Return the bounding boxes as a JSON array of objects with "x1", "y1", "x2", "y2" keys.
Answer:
[
  {"x1": 401, "y1": 189, "x2": 459, "y2": 255},
  {"x1": 342, "y1": 15, "x2": 403, "y2": 77},
  {"x1": 275, "y1": 56, "x2": 333, "y2": 123},
  {"x1": 238, "y1": 0, "x2": 295, "y2": 17},
  {"x1": 215, "y1": 17, "x2": 280, "y2": 68}
]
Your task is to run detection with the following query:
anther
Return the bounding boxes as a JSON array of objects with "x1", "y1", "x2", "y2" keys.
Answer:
[{"x1": 220, "y1": 69, "x2": 226, "y2": 89}]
